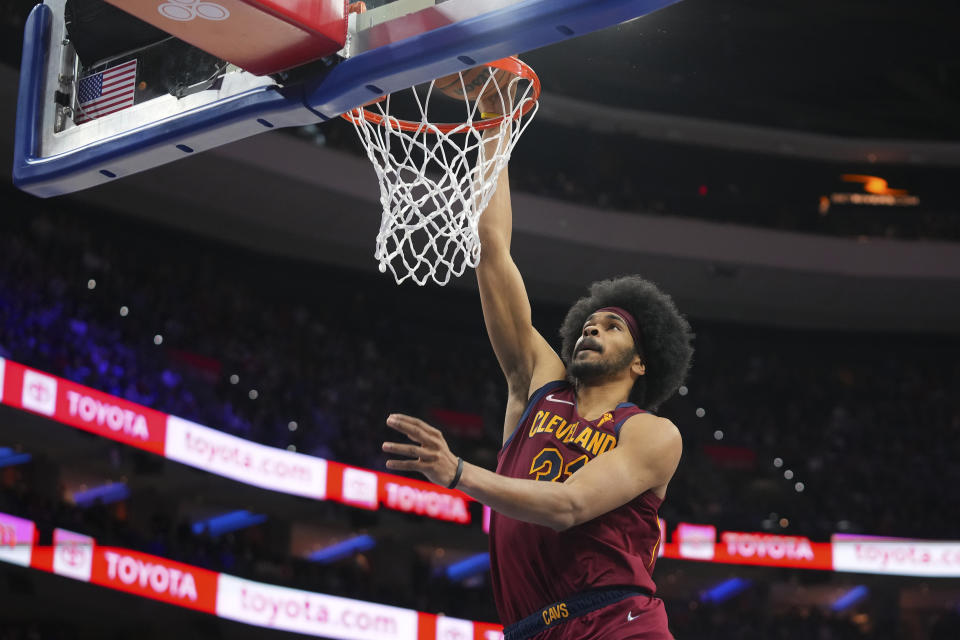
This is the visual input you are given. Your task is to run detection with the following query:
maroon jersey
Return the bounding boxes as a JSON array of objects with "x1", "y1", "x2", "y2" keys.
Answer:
[{"x1": 490, "y1": 380, "x2": 665, "y2": 626}]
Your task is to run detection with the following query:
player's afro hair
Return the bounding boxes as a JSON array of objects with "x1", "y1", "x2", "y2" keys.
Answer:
[{"x1": 559, "y1": 275, "x2": 694, "y2": 411}]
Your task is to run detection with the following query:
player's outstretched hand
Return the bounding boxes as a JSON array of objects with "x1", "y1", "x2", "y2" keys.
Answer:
[{"x1": 382, "y1": 414, "x2": 460, "y2": 488}]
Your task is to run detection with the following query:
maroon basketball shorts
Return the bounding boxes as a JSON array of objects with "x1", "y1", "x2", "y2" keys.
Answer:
[
  {"x1": 503, "y1": 588, "x2": 673, "y2": 640},
  {"x1": 536, "y1": 593, "x2": 672, "y2": 640}
]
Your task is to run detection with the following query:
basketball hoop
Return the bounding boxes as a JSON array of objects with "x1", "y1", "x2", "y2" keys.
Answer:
[{"x1": 343, "y1": 57, "x2": 540, "y2": 286}]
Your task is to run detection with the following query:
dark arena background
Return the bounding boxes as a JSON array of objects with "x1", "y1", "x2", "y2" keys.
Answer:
[{"x1": 2, "y1": 1, "x2": 960, "y2": 639}]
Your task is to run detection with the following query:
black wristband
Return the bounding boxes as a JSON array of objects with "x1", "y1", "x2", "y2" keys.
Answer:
[{"x1": 448, "y1": 457, "x2": 464, "y2": 489}]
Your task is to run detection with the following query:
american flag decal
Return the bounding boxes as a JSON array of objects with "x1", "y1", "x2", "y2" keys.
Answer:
[{"x1": 75, "y1": 59, "x2": 138, "y2": 124}]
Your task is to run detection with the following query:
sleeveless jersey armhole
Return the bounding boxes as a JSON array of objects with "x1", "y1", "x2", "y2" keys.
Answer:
[
  {"x1": 501, "y1": 380, "x2": 567, "y2": 451},
  {"x1": 614, "y1": 408, "x2": 652, "y2": 438}
]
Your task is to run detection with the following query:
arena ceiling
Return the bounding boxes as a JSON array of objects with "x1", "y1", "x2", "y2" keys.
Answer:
[
  {"x1": 525, "y1": 0, "x2": 960, "y2": 141},
  {"x1": 2, "y1": 0, "x2": 959, "y2": 142}
]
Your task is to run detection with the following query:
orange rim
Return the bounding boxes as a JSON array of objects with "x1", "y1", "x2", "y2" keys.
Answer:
[{"x1": 341, "y1": 57, "x2": 540, "y2": 134}]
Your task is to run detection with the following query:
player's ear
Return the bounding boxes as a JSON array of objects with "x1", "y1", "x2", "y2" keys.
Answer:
[{"x1": 632, "y1": 355, "x2": 646, "y2": 377}]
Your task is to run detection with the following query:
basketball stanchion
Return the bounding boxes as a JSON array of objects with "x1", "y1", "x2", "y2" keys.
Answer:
[{"x1": 343, "y1": 57, "x2": 540, "y2": 286}]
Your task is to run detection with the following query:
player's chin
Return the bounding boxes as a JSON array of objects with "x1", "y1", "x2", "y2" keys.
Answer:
[
  {"x1": 567, "y1": 357, "x2": 607, "y2": 381},
  {"x1": 572, "y1": 349, "x2": 602, "y2": 368}
]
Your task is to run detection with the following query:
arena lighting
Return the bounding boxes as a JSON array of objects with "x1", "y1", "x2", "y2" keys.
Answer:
[
  {"x1": 700, "y1": 577, "x2": 751, "y2": 604},
  {"x1": 831, "y1": 585, "x2": 869, "y2": 612},
  {"x1": 191, "y1": 510, "x2": 267, "y2": 537},
  {"x1": 306, "y1": 534, "x2": 376, "y2": 564},
  {"x1": 820, "y1": 174, "x2": 920, "y2": 214},
  {"x1": 0, "y1": 447, "x2": 32, "y2": 468},
  {"x1": 843, "y1": 175, "x2": 908, "y2": 196},
  {"x1": 72, "y1": 482, "x2": 130, "y2": 508},
  {"x1": 446, "y1": 553, "x2": 491, "y2": 582}
]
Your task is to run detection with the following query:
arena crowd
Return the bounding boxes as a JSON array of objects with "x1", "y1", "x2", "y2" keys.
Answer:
[
  {"x1": 1, "y1": 190, "x2": 958, "y2": 639},
  {"x1": 1, "y1": 190, "x2": 957, "y2": 541}
]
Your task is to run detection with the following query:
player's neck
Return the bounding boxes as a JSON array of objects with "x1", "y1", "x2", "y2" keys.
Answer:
[{"x1": 574, "y1": 379, "x2": 632, "y2": 421}]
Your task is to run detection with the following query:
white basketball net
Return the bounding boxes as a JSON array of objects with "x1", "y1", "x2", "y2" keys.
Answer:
[{"x1": 345, "y1": 61, "x2": 539, "y2": 286}]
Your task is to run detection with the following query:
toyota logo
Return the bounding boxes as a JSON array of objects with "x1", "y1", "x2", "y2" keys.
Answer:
[
  {"x1": 27, "y1": 382, "x2": 50, "y2": 403},
  {"x1": 158, "y1": 0, "x2": 230, "y2": 21},
  {"x1": 0, "y1": 524, "x2": 15, "y2": 548},
  {"x1": 58, "y1": 542, "x2": 88, "y2": 567}
]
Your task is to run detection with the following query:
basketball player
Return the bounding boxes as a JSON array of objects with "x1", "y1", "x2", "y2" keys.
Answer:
[{"x1": 382, "y1": 96, "x2": 694, "y2": 640}]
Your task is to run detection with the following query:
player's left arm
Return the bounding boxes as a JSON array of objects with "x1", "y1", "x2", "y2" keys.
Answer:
[{"x1": 382, "y1": 413, "x2": 681, "y2": 531}]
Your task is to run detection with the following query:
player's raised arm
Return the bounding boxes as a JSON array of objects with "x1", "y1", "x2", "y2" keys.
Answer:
[{"x1": 476, "y1": 160, "x2": 566, "y2": 430}]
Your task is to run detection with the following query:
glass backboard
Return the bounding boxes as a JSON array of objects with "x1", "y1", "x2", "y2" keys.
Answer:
[{"x1": 13, "y1": 0, "x2": 680, "y2": 197}]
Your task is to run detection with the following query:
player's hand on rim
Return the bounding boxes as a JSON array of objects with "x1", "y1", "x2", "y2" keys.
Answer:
[
  {"x1": 382, "y1": 414, "x2": 461, "y2": 488},
  {"x1": 476, "y1": 57, "x2": 520, "y2": 117}
]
